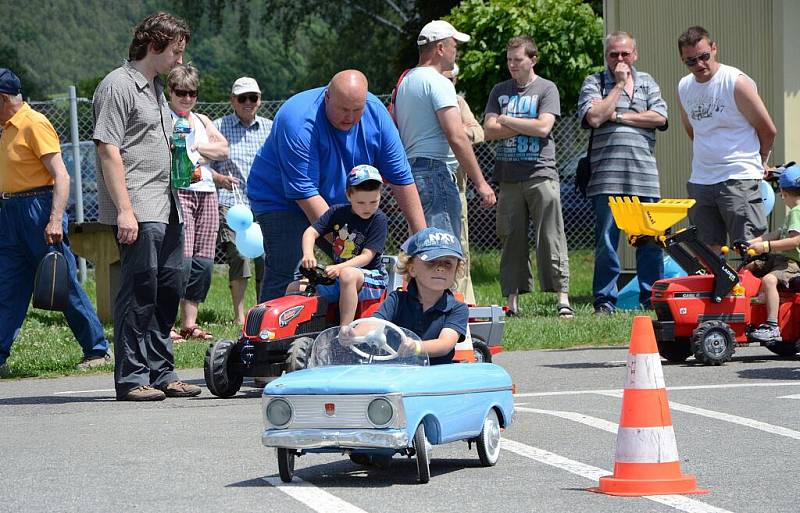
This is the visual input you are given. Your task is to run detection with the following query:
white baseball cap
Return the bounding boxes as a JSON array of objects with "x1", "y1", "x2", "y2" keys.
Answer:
[
  {"x1": 417, "y1": 20, "x2": 470, "y2": 46},
  {"x1": 231, "y1": 77, "x2": 261, "y2": 95}
]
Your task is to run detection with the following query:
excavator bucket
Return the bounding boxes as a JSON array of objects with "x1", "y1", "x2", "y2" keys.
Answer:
[{"x1": 608, "y1": 197, "x2": 696, "y2": 237}]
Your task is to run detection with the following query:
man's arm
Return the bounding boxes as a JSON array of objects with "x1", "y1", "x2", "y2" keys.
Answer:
[
  {"x1": 296, "y1": 195, "x2": 330, "y2": 225},
  {"x1": 391, "y1": 183, "x2": 426, "y2": 233},
  {"x1": 495, "y1": 112, "x2": 556, "y2": 138},
  {"x1": 483, "y1": 113, "x2": 518, "y2": 141},
  {"x1": 678, "y1": 103, "x2": 694, "y2": 141},
  {"x1": 437, "y1": 106, "x2": 496, "y2": 208},
  {"x1": 96, "y1": 142, "x2": 138, "y2": 244},
  {"x1": 734, "y1": 75, "x2": 777, "y2": 167},
  {"x1": 457, "y1": 96, "x2": 484, "y2": 144},
  {"x1": 610, "y1": 110, "x2": 667, "y2": 129},
  {"x1": 40, "y1": 153, "x2": 70, "y2": 244},
  {"x1": 584, "y1": 82, "x2": 623, "y2": 129}
]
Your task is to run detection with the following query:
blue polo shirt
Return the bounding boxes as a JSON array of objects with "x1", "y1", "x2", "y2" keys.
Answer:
[
  {"x1": 373, "y1": 279, "x2": 468, "y2": 365},
  {"x1": 247, "y1": 87, "x2": 413, "y2": 215}
]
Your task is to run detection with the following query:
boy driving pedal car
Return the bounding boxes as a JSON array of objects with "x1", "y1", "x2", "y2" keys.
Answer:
[{"x1": 741, "y1": 164, "x2": 800, "y2": 345}]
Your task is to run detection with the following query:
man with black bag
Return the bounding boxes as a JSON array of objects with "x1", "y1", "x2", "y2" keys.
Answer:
[
  {"x1": 0, "y1": 68, "x2": 111, "y2": 377},
  {"x1": 577, "y1": 31, "x2": 668, "y2": 314}
]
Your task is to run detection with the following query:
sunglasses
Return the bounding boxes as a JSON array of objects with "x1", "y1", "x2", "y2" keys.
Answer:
[
  {"x1": 237, "y1": 93, "x2": 260, "y2": 103},
  {"x1": 172, "y1": 89, "x2": 198, "y2": 98},
  {"x1": 684, "y1": 52, "x2": 711, "y2": 67},
  {"x1": 608, "y1": 51, "x2": 632, "y2": 59}
]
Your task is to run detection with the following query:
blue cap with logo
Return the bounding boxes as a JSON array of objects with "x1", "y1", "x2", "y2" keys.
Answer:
[
  {"x1": 779, "y1": 163, "x2": 800, "y2": 190},
  {"x1": 348, "y1": 164, "x2": 383, "y2": 187},
  {"x1": 0, "y1": 68, "x2": 22, "y2": 95},
  {"x1": 401, "y1": 227, "x2": 464, "y2": 261}
]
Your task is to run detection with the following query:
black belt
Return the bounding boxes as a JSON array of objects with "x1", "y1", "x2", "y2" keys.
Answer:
[{"x1": 0, "y1": 186, "x2": 53, "y2": 200}]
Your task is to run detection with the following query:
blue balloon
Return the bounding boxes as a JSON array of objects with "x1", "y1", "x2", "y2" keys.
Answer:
[
  {"x1": 235, "y1": 223, "x2": 264, "y2": 258},
  {"x1": 761, "y1": 180, "x2": 775, "y2": 216},
  {"x1": 226, "y1": 204, "x2": 254, "y2": 232}
]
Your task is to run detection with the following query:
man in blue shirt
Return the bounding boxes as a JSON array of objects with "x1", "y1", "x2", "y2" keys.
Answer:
[{"x1": 248, "y1": 70, "x2": 426, "y2": 301}]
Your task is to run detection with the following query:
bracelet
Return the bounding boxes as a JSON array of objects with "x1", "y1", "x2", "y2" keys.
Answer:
[
  {"x1": 763, "y1": 241, "x2": 770, "y2": 253},
  {"x1": 415, "y1": 340, "x2": 422, "y2": 355}
]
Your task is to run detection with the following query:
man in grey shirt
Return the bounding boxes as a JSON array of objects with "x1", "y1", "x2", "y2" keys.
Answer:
[
  {"x1": 93, "y1": 12, "x2": 200, "y2": 401},
  {"x1": 484, "y1": 35, "x2": 572, "y2": 318},
  {"x1": 577, "y1": 31, "x2": 668, "y2": 315}
]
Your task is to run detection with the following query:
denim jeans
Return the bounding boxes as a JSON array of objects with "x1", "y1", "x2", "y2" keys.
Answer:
[
  {"x1": 0, "y1": 194, "x2": 109, "y2": 366},
  {"x1": 409, "y1": 157, "x2": 462, "y2": 241},
  {"x1": 256, "y1": 210, "x2": 310, "y2": 302},
  {"x1": 592, "y1": 194, "x2": 663, "y2": 310}
]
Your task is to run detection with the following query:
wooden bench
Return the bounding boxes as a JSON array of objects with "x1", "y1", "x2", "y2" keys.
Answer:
[{"x1": 68, "y1": 222, "x2": 120, "y2": 323}]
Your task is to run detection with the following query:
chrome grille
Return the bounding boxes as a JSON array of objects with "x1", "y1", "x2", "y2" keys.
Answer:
[
  {"x1": 266, "y1": 394, "x2": 404, "y2": 429},
  {"x1": 244, "y1": 306, "x2": 266, "y2": 337}
]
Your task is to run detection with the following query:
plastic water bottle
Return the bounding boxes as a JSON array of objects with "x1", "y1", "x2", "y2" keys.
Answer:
[{"x1": 171, "y1": 112, "x2": 193, "y2": 188}]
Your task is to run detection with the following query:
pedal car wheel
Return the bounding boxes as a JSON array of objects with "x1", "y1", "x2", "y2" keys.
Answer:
[
  {"x1": 766, "y1": 340, "x2": 800, "y2": 357},
  {"x1": 204, "y1": 339, "x2": 243, "y2": 398},
  {"x1": 413, "y1": 423, "x2": 431, "y2": 484},
  {"x1": 691, "y1": 321, "x2": 736, "y2": 366},
  {"x1": 277, "y1": 448, "x2": 295, "y2": 483},
  {"x1": 472, "y1": 337, "x2": 492, "y2": 363},
  {"x1": 285, "y1": 337, "x2": 313, "y2": 372},
  {"x1": 476, "y1": 408, "x2": 501, "y2": 466},
  {"x1": 657, "y1": 337, "x2": 692, "y2": 363}
]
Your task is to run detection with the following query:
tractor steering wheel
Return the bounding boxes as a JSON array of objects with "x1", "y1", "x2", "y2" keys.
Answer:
[{"x1": 299, "y1": 264, "x2": 336, "y2": 286}]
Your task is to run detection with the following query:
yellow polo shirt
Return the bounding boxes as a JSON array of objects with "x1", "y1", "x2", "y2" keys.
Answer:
[{"x1": 0, "y1": 102, "x2": 59, "y2": 193}]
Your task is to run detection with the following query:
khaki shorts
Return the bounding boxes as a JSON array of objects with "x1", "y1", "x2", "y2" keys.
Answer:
[
  {"x1": 750, "y1": 254, "x2": 800, "y2": 287},
  {"x1": 687, "y1": 179, "x2": 767, "y2": 246}
]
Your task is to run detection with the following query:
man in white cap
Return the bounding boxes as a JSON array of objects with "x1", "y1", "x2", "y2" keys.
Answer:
[
  {"x1": 211, "y1": 77, "x2": 272, "y2": 324},
  {"x1": 394, "y1": 20, "x2": 496, "y2": 241}
]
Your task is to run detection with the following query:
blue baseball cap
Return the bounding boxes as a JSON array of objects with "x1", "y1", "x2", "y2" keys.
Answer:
[
  {"x1": 401, "y1": 228, "x2": 464, "y2": 261},
  {"x1": 348, "y1": 164, "x2": 383, "y2": 187},
  {"x1": 779, "y1": 164, "x2": 800, "y2": 189},
  {"x1": 0, "y1": 68, "x2": 21, "y2": 95}
]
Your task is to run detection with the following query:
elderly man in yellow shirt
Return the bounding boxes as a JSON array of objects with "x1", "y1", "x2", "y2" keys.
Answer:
[{"x1": 0, "y1": 68, "x2": 110, "y2": 377}]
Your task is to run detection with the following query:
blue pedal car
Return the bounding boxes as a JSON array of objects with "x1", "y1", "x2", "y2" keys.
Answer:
[{"x1": 261, "y1": 319, "x2": 515, "y2": 483}]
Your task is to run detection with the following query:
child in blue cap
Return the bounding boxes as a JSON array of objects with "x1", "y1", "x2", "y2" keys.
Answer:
[
  {"x1": 370, "y1": 227, "x2": 469, "y2": 365},
  {"x1": 295, "y1": 164, "x2": 389, "y2": 325},
  {"x1": 743, "y1": 164, "x2": 800, "y2": 345}
]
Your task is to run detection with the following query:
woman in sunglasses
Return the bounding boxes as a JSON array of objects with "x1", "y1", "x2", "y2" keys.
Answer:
[{"x1": 166, "y1": 64, "x2": 231, "y2": 341}]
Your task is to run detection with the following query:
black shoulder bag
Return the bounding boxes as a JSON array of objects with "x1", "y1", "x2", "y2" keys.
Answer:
[
  {"x1": 575, "y1": 72, "x2": 606, "y2": 198},
  {"x1": 32, "y1": 244, "x2": 70, "y2": 311}
]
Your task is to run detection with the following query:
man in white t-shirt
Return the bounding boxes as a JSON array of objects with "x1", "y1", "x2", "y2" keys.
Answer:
[
  {"x1": 677, "y1": 25, "x2": 777, "y2": 253},
  {"x1": 394, "y1": 20, "x2": 496, "y2": 239}
]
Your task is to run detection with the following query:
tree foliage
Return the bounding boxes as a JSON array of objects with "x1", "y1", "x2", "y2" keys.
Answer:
[{"x1": 447, "y1": 0, "x2": 604, "y2": 113}]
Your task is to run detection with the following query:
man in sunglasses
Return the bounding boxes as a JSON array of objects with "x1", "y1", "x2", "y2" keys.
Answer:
[
  {"x1": 577, "y1": 31, "x2": 668, "y2": 315},
  {"x1": 247, "y1": 69, "x2": 426, "y2": 302},
  {"x1": 678, "y1": 25, "x2": 777, "y2": 254}
]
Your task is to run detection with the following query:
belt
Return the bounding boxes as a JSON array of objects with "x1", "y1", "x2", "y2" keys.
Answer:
[{"x1": 0, "y1": 186, "x2": 54, "y2": 200}]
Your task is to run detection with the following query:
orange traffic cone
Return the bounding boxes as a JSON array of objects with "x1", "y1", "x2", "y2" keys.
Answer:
[{"x1": 589, "y1": 316, "x2": 707, "y2": 496}]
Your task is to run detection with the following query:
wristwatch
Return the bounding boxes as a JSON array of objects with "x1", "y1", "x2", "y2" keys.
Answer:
[{"x1": 615, "y1": 112, "x2": 624, "y2": 123}]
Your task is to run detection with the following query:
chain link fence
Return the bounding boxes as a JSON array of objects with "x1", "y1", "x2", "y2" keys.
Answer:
[{"x1": 27, "y1": 93, "x2": 594, "y2": 264}]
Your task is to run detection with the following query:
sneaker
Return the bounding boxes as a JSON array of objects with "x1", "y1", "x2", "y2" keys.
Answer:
[
  {"x1": 158, "y1": 380, "x2": 201, "y2": 398},
  {"x1": 750, "y1": 323, "x2": 781, "y2": 344},
  {"x1": 75, "y1": 353, "x2": 113, "y2": 371},
  {"x1": 119, "y1": 385, "x2": 166, "y2": 401},
  {"x1": 593, "y1": 304, "x2": 615, "y2": 316}
]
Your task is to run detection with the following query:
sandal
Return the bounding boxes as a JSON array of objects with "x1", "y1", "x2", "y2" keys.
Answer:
[
  {"x1": 180, "y1": 325, "x2": 214, "y2": 341},
  {"x1": 170, "y1": 328, "x2": 185, "y2": 343},
  {"x1": 557, "y1": 304, "x2": 575, "y2": 319}
]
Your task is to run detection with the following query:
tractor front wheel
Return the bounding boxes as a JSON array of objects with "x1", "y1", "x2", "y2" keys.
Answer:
[{"x1": 691, "y1": 321, "x2": 736, "y2": 365}]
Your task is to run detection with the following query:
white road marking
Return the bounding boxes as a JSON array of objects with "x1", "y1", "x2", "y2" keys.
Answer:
[
  {"x1": 262, "y1": 476, "x2": 370, "y2": 513},
  {"x1": 514, "y1": 381, "x2": 800, "y2": 398},
  {"x1": 516, "y1": 406, "x2": 618, "y2": 433},
  {"x1": 595, "y1": 391, "x2": 800, "y2": 440},
  {"x1": 501, "y1": 439, "x2": 733, "y2": 513},
  {"x1": 54, "y1": 388, "x2": 115, "y2": 395},
  {"x1": 778, "y1": 394, "x2": 800, "y2": 399}
]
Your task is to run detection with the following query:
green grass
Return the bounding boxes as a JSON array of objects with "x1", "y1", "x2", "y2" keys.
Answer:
[{"x1": 3, "y1": 250, "x2": 650, "y2": 379}]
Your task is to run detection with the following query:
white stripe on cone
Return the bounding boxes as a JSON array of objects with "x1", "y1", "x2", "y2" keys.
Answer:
[
  {"x1": 624, "y1": 353, "x2": 666, "y2": 390},
  {"x1": 614, "y1": 426, "x2": 680, "y2": 463}
]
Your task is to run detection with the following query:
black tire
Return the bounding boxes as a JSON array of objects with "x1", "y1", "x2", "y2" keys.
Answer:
[
  {"x1": 766, "y1": 341, "x2": 800, "y2": 357},
  {"x1": 413, "y1": 423, "x2": 430, "y2": 484},
  {"x1": 657, "y1": 337, "x2": 692, "y2": 363},
  {"x1": 277, "y1": 448, "x2": 295, "y2": 483},
  {"x1": 691, "y1": 321, "x2": 736, "y2": 365},
  {"x1": 476, "y1": 409, "x2": 501, "y2": 466},
  {"x1": 204, "y1": 339, "x2": 243, "y2": 398},
  {"x1": 285, "y1": 337, "x2": 313, "y2": 373},
  {"x1": 472, "y1": 337, "x2": 492, "y2": 363}
]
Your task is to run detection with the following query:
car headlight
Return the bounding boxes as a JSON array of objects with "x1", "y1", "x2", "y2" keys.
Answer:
[
  {"x1": 367, "y1": 398, "x2": 394, "y2": 427},
  {"x1": 266, "y1": 398, "x2": 292, "y2": 427}
]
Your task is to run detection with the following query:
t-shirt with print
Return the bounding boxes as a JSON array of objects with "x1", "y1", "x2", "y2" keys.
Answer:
[
  {"x1": 484, "y1": 77, "x2": 560, "y2": 182},
  {"x1": 312, "y1": 204, "x2": 388, "y2": 272},
  {"x1": 779, "y1": 204, "x2": 800, "y2": 262}
]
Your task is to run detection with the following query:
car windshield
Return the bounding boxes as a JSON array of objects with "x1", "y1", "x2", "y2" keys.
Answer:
[{"x1": 307, "y1": 319, "x2": 428, "y2": 368}]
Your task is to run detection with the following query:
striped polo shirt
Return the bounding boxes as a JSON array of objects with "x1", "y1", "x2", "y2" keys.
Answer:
[
  {"x1": 211, "y1": 114, "x2": 273, "y2": 207},
  {"x1": 576, "y1": 68, "x2": 668, "y2": 198}
]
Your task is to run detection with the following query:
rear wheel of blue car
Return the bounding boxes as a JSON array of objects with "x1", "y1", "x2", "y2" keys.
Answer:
[
  {"x1": 204, "y1": 339, "x2": 243, "y2": 398},
  {"x1": 413, "y1": 423, "x2": 430, "y2": 484},
  {"x1": 476, "y1": 409, "x2": 501, "y2": 466},
  {"x1": 277, "y1": 448, "x2": 295, "y2": 483}
]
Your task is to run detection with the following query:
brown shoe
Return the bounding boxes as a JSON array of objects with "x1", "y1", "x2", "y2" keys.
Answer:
[
  {"x1": 119, "y1": 385, "x2": 166, "y2": 401},
  {"x1": 158, "y1": 380, "x2": 201, "y2": 397}
]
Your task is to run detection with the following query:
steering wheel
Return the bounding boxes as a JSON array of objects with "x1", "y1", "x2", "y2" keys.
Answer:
[
  {"x1": 343, "y1": 318, "x2": 408, "y2": 361},
  {"x1": 299, "y1": 264, "x2": 336, "y2": 286}
]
